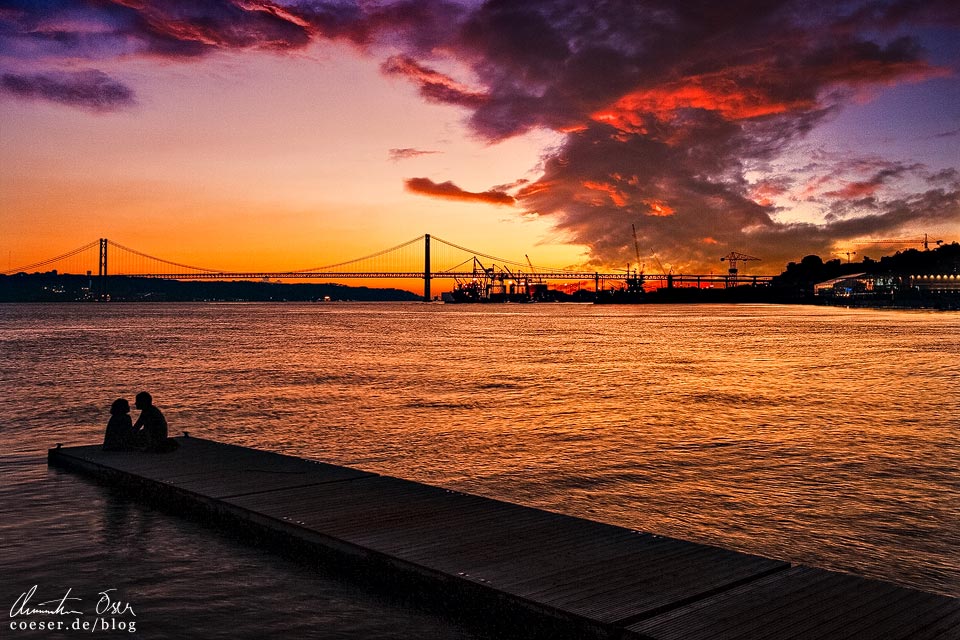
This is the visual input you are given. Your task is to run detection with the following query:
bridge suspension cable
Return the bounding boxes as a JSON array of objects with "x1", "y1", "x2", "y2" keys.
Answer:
[
  {"x1": 436, "y1": 256, "x2": 476, "y2": 274},
  {"x1": 3, "y1": 240, "x2": 100, "y2": 275},
  {"x1": 431, "y1": 235, "x2": 529, "y2": 269},
  {"x1": 294, "y1": 235, "x2": 424, "y2": 272},
  {"x1": 430, "y1": 235, "x2": 585, "y2": 273},
  {"x1": 107, "y1": 239, "x2": 224, "y2": 274}
]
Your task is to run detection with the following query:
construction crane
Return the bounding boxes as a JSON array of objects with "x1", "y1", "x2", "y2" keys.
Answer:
[
  {"x1": 650, "y1": 252, "x2": 670, "y2": 277},
  {"x1": 854, "y1": 234, "x2": 943, "y2": 250},
  {"x1": 720, "y1": 251, "x2": 760, "y2": 277},
  {"x1": 629, "y1": 225, "x2": 645, "y2": 292},
  {"x1": 525, "y1": 254, "x2": 542, "y2": 284}
]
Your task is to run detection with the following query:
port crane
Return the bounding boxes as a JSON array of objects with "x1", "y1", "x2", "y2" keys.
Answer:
[
  {"x1": 629, "y1": 225, "x2": 645, "y2": 292},
  {"x1": 525, "y1": 254, "x2": 543, "y2": 285},
  {"x1": 450, "y1": 256, "x2": 544, "y2": 301},
  {"x1": 854, "y1": 234, "x2": 943, "y2": 250},
  {"x1": 720, "y1": 251, "x2": 760, "y2": 278},
  {"x1": 650, "y1": 252, "x2": 671, "y2": 281}
]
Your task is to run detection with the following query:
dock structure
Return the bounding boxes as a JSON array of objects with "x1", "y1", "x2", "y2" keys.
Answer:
[{"x1": 48, "y1": 437, "x2": 958, "y2": 639}]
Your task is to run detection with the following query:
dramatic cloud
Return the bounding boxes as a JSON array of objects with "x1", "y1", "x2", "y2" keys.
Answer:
[
  {"x1": 0, "y1": 1, "x2": 315, "y2": 62},
  {"x1": 381, "y1": 55, "x2": 487, "y2": 108},
  {"x1": 3, "y1": 0, "x2": 958, "y2": 268},
  {"x1": 822, "y1": 162, "x2": 921, "y2": 199},
  {"x1": 405, "y1": 177, "x2": 515, "y2": 205},
  {"x1": 441, "y1": 0, "x2": 959, "y2": 270},
  {"x1": 388, "y1": 147, "x2": 440, "y2": 161},
  {"x1": 1, "y1": 70, "x2": 134, "y2": 111}
]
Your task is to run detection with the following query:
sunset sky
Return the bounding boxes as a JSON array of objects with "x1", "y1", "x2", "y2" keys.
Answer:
[{"x1": 1, "y1": 0, "x2": 958, "y2": 280}]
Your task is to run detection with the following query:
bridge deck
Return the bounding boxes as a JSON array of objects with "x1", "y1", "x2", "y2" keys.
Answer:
[{"x1": 48, "y1": 437, "x2": 958, "y2": 639}]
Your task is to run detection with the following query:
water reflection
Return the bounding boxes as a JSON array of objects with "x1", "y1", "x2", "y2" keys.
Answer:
[
  {"x1": 1, "y1": 302, "x2": 957, "y2": 609},
  {"x1": 1, "y1": 459, "x2": 492, "y2": 639}
]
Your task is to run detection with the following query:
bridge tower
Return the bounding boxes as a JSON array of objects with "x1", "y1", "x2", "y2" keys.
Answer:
[
  {"x1": 98, "y1": 238, "x2": 109, "y2": 300},
  {"x1": 424, "y1": 234, "x2": 431, "y2": 301}
]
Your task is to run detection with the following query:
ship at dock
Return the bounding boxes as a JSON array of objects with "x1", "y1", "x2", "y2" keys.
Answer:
[
  {"x1": 442, "y1": 256, "x2": 648, "y2": 303},
  {"x1": 442, "y1": 257, "x2": 554, "y2": 303},
  {"x1": 594, "y1": 272, "x2": 647, "y2": 303}
]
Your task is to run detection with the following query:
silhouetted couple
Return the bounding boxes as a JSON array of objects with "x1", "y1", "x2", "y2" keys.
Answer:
[{"x1": 102, "y1": 391, "x2": 178, "y2": 453}]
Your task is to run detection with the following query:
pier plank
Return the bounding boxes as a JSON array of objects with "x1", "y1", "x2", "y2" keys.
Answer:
[
  {"x1": 908, "y1": 607, "x2": 960, "y2": 640},
  {"x1": 628, "y1": 565, "x2": 959, "y2": 640},
  {"x1": 49, "y1": 437, "x2": 959, "y2": 640},
  {"x1": 51, "y1": 438, "x2": 375, "y2": 497},
  {"x1": 225, "y1": 469, "x2": 788, "y2": 624}
]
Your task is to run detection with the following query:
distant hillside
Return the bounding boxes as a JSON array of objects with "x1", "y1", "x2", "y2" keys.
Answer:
[
  {"x1": 771, "y1": 242, "x2": 960, "y2": 294},
  {"x1": 0, "y1": 274, "x2": 420, "y2": 302}
]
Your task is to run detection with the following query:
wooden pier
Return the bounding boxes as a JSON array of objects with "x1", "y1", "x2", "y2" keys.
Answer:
[{"x1": 48, "y1": 436, "x2": 958, "y2": 639}]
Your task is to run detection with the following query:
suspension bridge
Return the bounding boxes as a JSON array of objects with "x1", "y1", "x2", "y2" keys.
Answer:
[{"x1": 3, "y1": 235, "x2": 773, "y2": 300}]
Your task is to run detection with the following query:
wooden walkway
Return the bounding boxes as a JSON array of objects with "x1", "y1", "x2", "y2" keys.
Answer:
[{"x1": 48, "y1": 436, "x2": 959, "y2": 639}]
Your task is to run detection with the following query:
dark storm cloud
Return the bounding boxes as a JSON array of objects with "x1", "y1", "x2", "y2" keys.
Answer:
[
  {"x1": 824, "y1": 188, "x2": 959, "y2": 239},
  {"x1": 836, "y1": 0, "x2": 960, "y2": 31},
  {"x1": 324, "y1": 0, "x2": 465, "y2": 52},
  {"x1": 0, "y1": 0, "x2": 316, "y2": 60},
  {"x1": 1, "y1": 70, "x2": 134, "y2": 111},
  {"x1": 516, "y1": 120, "x2": 787, "y2": 269},
  {"x1": 431, "y1": 0, "x2": 955, "y2": 269},
  {"x1": 0, "y1": 0, "x2": 464, "y2": 61},
  {"x1": 0, "y1": 0, "x2": 466, "y2": 105}
]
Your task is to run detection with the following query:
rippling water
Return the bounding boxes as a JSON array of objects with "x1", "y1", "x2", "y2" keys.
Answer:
[{"x1": 1, "y1": 302, "x2": 958, "y2": 637}]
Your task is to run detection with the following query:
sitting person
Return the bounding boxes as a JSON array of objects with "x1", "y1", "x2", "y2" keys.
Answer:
[
  {"x1": 132, "y1": 391, "x2": 178, "y2": 453},
  {"x1": 102, "y1": 398, "x2": 134, "y2": 451}
]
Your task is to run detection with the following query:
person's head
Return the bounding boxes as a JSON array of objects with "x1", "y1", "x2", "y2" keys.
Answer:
[
  {"x1": 110, "y1": 398, "x2": 130, "y2": 416},
  {"x1": 134, "y1": 391, "x2": 153, "y2": 410}
]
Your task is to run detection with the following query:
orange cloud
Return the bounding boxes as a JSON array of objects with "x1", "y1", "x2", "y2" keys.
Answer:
[
  {"x1": 796, "y1": 175, "x2": 834, "y2": 200},
  {"x1": 749, "y1": 179, "x2": 791, "y2": 207},
  {"x1": 644, "y1": 200, "x2": 675, "y2": 216},
  {"x1": 404, "y1": 177, "x2": 515, "y2": 205},
  {"x1": 591, "y1": 67, "x2": 818, "y2": 133},
  {"x1": 581, "y1": 180, "x2": 628, "y2": 207},
  {"x1": 516, "y1": 180, "x2": 556, "y2": 199},
  {"x1": 824, "y1": 181, "x2": 882, "y2": 199}
]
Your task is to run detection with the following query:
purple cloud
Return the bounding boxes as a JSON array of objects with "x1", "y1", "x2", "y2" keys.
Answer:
[{"x1": 1, "y1": 70, "x2": 134, "y2": 111}]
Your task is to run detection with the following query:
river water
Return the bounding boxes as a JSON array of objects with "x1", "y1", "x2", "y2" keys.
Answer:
[{"x1": 1, "y1": 302, "x2": 957, "y2": 638}]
